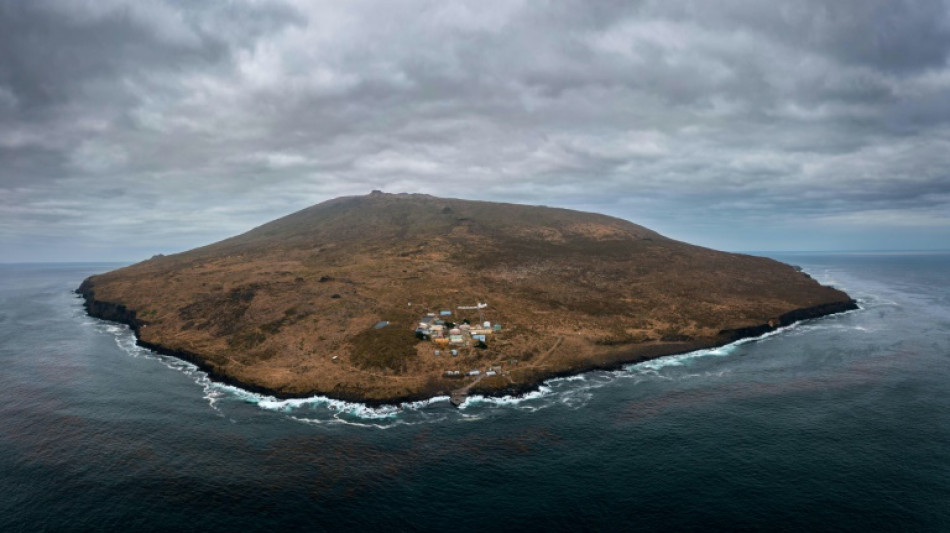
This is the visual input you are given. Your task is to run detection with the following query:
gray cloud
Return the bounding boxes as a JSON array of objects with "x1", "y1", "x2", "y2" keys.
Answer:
[{"x1": 2, "y1": 0, "x2": 949, "y2": 261}]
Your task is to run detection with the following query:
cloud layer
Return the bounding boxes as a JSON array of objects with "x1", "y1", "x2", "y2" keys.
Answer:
[{"x1": 2, "y1": 0, "x2": 950, "y2": 260}]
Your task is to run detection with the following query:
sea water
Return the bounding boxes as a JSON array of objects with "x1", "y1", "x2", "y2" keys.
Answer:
[{"x1": 1, "y1": 253, "x2": 948, "y2": 531}]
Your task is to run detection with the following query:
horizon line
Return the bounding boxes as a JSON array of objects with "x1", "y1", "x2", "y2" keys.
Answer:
[{"x1": 3, "y1": 249, "x2": 950, "y2": 265}]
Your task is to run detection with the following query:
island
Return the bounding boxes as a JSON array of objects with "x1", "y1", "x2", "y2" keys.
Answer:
[{"x1": 77, "y1": 192, "x2": 857, "y2": 406}]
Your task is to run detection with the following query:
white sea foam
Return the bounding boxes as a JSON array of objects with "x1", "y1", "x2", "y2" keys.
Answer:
[
  {"x1": 253, "y1": 391, "x2": 462, "y2": 428},
  {"x1": 459, "y1": 385, "x2": 554, "y2": 411},
  {"x1": 547, "y1": 374, "x2": 587, "y2": 383},
  {"x1": 624, "y1": 338, "x2": 746, "y2": 373},
  {"x1": 558, "y1": 389, "x2": 593, "y2": 409},
  {"x1": 254, "y1": 394, "x2": 404, "y2": 419},
  {"x1": 288, "y1": 414, "x2": 411, "y2": 429}
]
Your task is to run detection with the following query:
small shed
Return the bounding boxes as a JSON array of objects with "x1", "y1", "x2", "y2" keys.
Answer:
[{"x1": 449, "y1": 335, "x2": 464, "y2": 344}]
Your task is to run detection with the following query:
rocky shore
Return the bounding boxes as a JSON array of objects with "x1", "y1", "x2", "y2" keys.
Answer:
[{"x1": 77, "y1": 278, "x2": 857, "y2": 407}]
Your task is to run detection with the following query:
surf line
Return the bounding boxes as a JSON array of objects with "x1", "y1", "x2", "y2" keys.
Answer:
[
  {"x1": 82, "y1": 291, "x2": 860, "y2": 419},
  {"x1": 450, "y1": 373, "x2": 486, "y2": 407}
]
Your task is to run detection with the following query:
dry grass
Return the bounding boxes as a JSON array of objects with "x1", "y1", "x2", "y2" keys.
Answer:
[
  {"x1": 349, "y1": 326, "x2": 420, "y2": 373},
  {"x1": 81, "y1": 192, "x2": 853, "y2": 401}
]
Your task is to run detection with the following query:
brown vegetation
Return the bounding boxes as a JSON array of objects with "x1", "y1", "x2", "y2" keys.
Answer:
[
  {"x1": 77, "y1": 192, "x2": 856, "y2": 404},
  {"x1": 349, "y1": 327, "x2": 419, "y2": 373}
]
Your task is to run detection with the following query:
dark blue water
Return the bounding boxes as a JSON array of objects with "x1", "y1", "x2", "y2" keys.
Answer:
[{"x1": 2, "y1": 254, "x2": 949, "y2": 531}]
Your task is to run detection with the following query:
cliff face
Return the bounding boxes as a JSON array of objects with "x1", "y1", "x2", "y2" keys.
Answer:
[
  {"x1": 78, "y1": 279, "x2": 140, "y2": 328},
  {"x1": 77, "y1": 192, "x2": 857, "y2": 405}
]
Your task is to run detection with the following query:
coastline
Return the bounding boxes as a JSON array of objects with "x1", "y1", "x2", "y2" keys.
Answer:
[{"x1": 76, "y1": 278, "x2": 859, "y2": 408}]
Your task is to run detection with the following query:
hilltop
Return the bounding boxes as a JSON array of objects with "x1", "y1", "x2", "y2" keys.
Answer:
[{"x1": 77, "y1": 192, "x2": 856, "y2": 405}]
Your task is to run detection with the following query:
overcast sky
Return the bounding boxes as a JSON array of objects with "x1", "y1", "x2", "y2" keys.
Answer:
[{"x1": 2, "y1": 0, "x2": 950, "y2": 261}]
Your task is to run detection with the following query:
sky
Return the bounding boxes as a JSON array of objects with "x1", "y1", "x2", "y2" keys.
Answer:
[{"x1": 2, "y1": 0, "x2": 950, "y2": 262}]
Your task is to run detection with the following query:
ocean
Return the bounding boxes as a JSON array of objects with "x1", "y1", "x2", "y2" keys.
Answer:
[{"x1": 1, "y1": 253, "x2": 949, "y2": 531}]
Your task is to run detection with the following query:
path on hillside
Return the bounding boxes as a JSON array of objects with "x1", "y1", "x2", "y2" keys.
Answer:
[
  {"x1": 449, "y1": 373, "x2": 485, "y2": 407},
  {"x1": 448, "y1": 336, "x2": 565, "y2": 407},
  {"x1": 534, "y1": 336, "x2": 565, "y2": 367}
]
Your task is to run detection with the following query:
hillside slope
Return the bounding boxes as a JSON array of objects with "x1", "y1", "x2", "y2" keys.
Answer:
[{"x1": 77, "y1": 192, "x2": 856, "y2": 404}]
